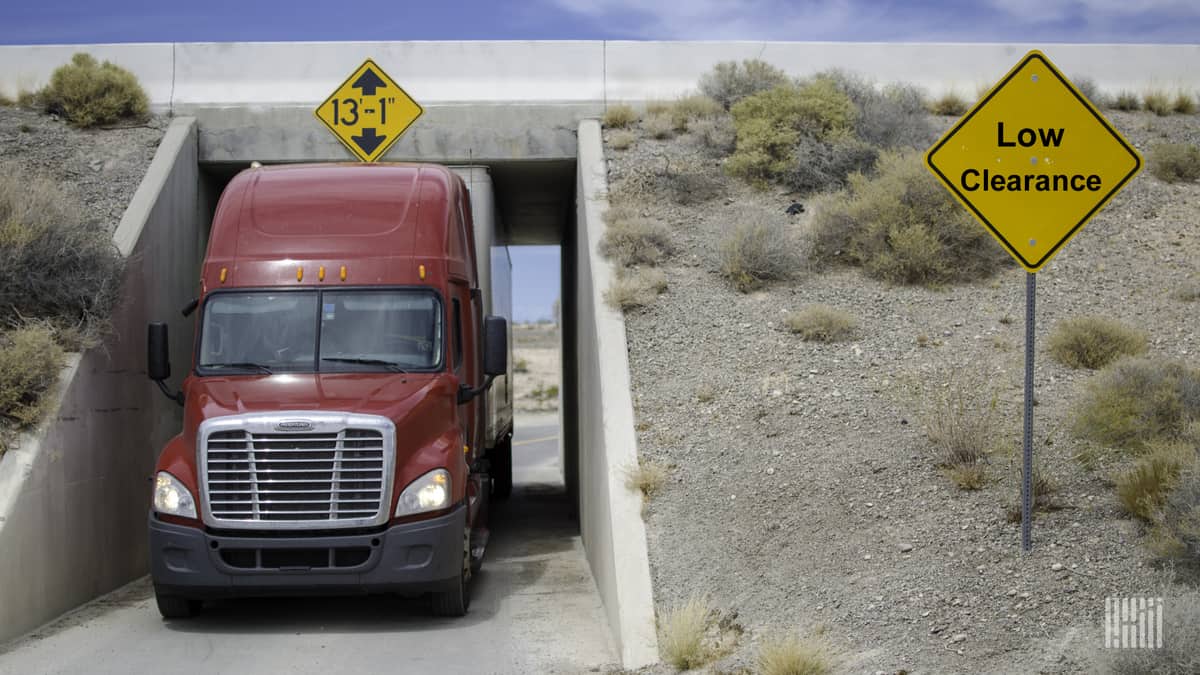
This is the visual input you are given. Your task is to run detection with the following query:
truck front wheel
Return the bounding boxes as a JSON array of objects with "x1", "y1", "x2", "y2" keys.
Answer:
[
  {"x1": 155, "y1": 593, "x2": 200, "y2": 619},
  {"x1": 431, "y1": 528, "x2": 472, "y2": 617},
  {"x1": 490, "y1": 436, "x2": 512, "y2": 501}
]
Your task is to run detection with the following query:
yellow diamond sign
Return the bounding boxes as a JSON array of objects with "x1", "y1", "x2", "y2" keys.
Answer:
[
  {"x1": 925, "y1": 50, "x2": 1142, "y2": 272},
  {"x1": 314, "y1": 59, "x2": 423, "y2": 162}
]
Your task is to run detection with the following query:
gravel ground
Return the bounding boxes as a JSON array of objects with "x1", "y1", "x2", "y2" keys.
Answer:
[
  {"x1": 606, "y1": 109, "x2": 1200, "y2": 674},
  {"x1": 0, "y1": 105, "x2": 167, "y2": 234}
]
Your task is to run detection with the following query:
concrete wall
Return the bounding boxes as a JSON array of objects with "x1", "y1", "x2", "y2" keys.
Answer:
[
  {"x1": 2, "y1": 41, "x2": 1197, "y2": 109},
  {"x1": 0, "y1": 118, "x2": 203, "y2": 644},
  {"x1": 574, "y1": 120, "x2": 659, "y2": 668}
]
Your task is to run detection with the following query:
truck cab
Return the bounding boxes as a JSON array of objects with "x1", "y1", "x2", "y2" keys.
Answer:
[{"x1": 146, "y1": 163, "x2": 512, "y2": 618}]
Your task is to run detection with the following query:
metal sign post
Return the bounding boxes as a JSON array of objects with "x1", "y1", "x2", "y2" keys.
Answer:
[{"x1": 1021, "y1": 272, "x2": 1036, "y2": 552}]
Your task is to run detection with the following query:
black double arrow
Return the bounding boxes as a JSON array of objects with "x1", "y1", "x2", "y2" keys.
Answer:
[{"x1": 349, "y1": 67, "x2": 388, "y2": 155}]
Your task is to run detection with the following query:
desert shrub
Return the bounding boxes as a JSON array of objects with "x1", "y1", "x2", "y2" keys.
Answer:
[
  {"x1": 689, "y1": 115, "x2": 736, "y2": 155},
  {"x1": 604, "y1": 269, "x2": 667, "y2": 311},
  {"x1": 514, "y1": 357, "x2": 529, "y2": 373},
  {"x1": 40, "y1": 53, "x2": 149, "y2": 128},
  {"x1": 0, "y1": 324, "x2": 65, "y2": 428},
  {"x1": 1174, "y1": 280, "x2": 1200, "y2": 302},
  {"x1": 608, "y1": 130, "x2": 635, "y2": 150},
  {"x1": 1149, "y1": 143, "x2": 1200, "y2": 183},
  {"x1": 1172, "y1": 91, "x2": 1196, "y2": 115},
  {"x1": 659, "y1": 596, "x2": 716, "y2": 670},
  {"x1": 789, "y1": 131, "x2": 879, "y2": 194},
  {"x1": 1149, "y1": 458, "x2": 1200, "y2": 572},
  {"x1": 757, "y1": 634, "x2": 833, "y2": 675},
  {"x1": 696, "y1": 383, "x2": 715, "y2": 403},
  {"x1": 929, "y1": 91, "x2": 969, "y2": 116},
  {"x1": 670, "y1": 94, "x2": 723, "y2": 132},
  {"x1": 1005, "y1": 466, "x2": 1061, "y2": 522},
  {"x1": 1115, "y1": 440, "x2": 1192, "y2": 520},
  {"x1": 822, "y1": 70, "x2": 932, "y2": 149},
  {"x1": 0, "y1": 164, "x2": 124, "y2": 333},
  {"x1": 1071, "y1": 75, "x2": 1108, "y2": 107},
  {"x1": 1071, "y1": 357, "x2": 1200, "y2": 453},
  {"x1": 809, "y1": 151, "x2": 1006, "y2": 285},
  {"x1": 718, "y1": 212, "x2": 797, "y2": 292},
  {"x1": 600, "y1": 207, "x2": 671, "y2": 267},
  {"x1": 0, "y1": 93, "x2": 11, "y2": 106},
  {"x1": 624, "y1": 459, "x2": 668, "y2": 498},
  {"x1": 726, "y1": 81, "x2": 857, "y2": 187},
  {"x1": 663, "y1": 168, "x2": 724, "y2": 206},
  {"x1": 602, "y1": 103, "x2": 637, "y2": 129},
  {"x1": 1104, "y1": 590, "x2": 1200, "y2": 674},
  {"x1": 1047, "y1": 316, "x2": 1148, "y2": 370},
  {"x1": 1112, "y1": 91, "x2": 1140, "y2": 111},
  {"x1": 1144, "y1": 90, "x2": 1172, "y2": 116},
  {"x1": 784, "y1": 305, "x2": 858, "y2": 342},
  {"x1": 643, "y1": 112, "x2": 674, "y2": 140},
  {"x1": 645, "y1": 100, "x2": 672, "y2": 116},
  {"x1": 916, "y1": 371, "x2": 1001, "y2": 490},
  {"x1": 699, "y1": 59, "x2": 789, "y2": 110}
]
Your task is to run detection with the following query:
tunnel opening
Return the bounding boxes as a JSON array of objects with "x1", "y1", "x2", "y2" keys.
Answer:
[{"x1": 195, "y1": 157, "x2": 581, "y2": 528}]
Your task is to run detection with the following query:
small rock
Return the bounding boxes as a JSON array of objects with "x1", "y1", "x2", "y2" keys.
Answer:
[
  {"x1": 899, "y1": 543, "x2": 914, "y2": 553},
  {"x1": 949, "y1": 633, "x2": 967, "y2": 644},
  {"x1": 1006, "y1": 589, "x2": 1018, "y2": 597},
  {"x1": 863, "y1": 554, "x2": 872, "y2": 560},
  {"x1": 766, "y1": 467, "x2": 775, "y2": 475},
  {"x1": 1051, "y1": 563, "x2": 1064, "y2": 572}
]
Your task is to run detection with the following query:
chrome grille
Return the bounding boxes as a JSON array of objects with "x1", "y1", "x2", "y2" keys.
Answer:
[{"x1": 199, "y1": 413, "x2": 394, "y2": 529}]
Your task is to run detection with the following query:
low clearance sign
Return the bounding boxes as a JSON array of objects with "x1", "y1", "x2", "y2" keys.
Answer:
[{"x1": 925, "y1": 51, "x2": 1141, "y2": 272}]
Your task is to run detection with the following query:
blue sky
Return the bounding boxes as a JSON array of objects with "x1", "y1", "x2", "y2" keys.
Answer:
[{"x1": 3, "y1": 1, "x2": 1197, "y2": 321}]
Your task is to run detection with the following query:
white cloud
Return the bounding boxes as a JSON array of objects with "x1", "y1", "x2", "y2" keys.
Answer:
[{"x1": 542, "y1": 0, "x2": 1200, "y2": 42}]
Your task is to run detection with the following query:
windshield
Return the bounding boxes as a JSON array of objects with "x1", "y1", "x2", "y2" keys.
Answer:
[{"x1": 198, "y1": 289, "x2": 443, "y2": 373}]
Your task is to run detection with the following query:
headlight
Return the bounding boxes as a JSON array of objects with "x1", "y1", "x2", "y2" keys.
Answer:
[
  {"x1": 395, "y1": 469, "x2": 451, "y2": 517},
  {"x1": 153, "y1": 471, "x2": 197, "y2": 519}
]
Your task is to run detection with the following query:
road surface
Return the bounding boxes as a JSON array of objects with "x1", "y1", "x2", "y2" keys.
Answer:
[{"x1": 0, "y1": 413, "x2": 615, "y2": 674}]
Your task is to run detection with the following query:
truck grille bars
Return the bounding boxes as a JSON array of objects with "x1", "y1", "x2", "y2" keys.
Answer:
[{"x1": 198, "y1": 413, "x2": 395, "y2": 530}]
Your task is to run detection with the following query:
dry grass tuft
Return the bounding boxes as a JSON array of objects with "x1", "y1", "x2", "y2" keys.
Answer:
[
  {"x1": 669, "y1": 94, "x2": 723, "y2": 132},
  {"x1": 696, "y1": 383, "x2": 715, "y2": 403},
  {"x1": 1047, "y1": 316, "x2": 1148, "y2": 370},
  {"x1": 643, "y1": 112, "x2": 674, "y2": 140},
  {"x1": 1149, "y1": 143, "x2": 1200, "y2": 183},
  {"x1": 604, "y1": 269, "x2": 668, "y2": 312},
  {"x1": 1115, "y1": 440, "x2": 1192, "y2": 521},
  {"x1": 1005, "y1": 466, "x2": 1062, "y2": 522},
  {"x1": 916, "y1": 372, "x2": 1002, "y2": 491},
  {"x1": 624, "y1": 459, "x2": 669, "y2": 498},
  {"x1": 784, "y1": 305, "x2": 858, "y2": 342},
  {"x1": 0, "y1": 324, "x2": 65, "y2": 429},
  {"x1": 1071, "y1": 357, "x2": 1200, "y2": 454},
  {"x1": 1172, "y1": 91, "x2": 1197, "y2": 115},
  {"x1": 1112, "y1": 91, "x2": 1141, "y2": 111},
  {"x1": 659, "y1": 596, "x2": 719, "y2": 671},
  {"x1": 757, "y1": 634, "x2": 834, "y2": 675},
  {"x1": 809, "y1": 151, "x2": 1008, "y2": 286},
  {"x1": 1071, "y1": 75, "x2": 1108, "y2": 107},
  {"x1": 608, "y1": 130, "x2": 636, "y2": 150},
  {"x1": 600, "y1": 205, "x2": 671, "y2": 267},
  {"x1": 718, "y1": 212, "x2": 798, "y2": 292},
  {"x1": 0, "y1": 163, "x2": 125, "y2": 337},
  {"x1": 602, "y1": 103, "x2": 638, "y2": 129},
  {"x1": 1143, "y1": 89, "x2": 1173, "y2": 116},
  {"x1": 688, "y1": 115, "x2": 737, "y2": 155},
  {"x1": 40, "y1": 53, "x2": 148, "y2": 128},
  {"x1": 929, "y1": 91, "x2": 969, "y2": 116}
]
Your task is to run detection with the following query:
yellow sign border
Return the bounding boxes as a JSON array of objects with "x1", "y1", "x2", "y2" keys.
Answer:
[
  {"x1": 924, "y1": 50, "x2": 1142, "y2": 272},
  {"x1": 313, "y1": 58, "x2": 425, "y2": 163}
]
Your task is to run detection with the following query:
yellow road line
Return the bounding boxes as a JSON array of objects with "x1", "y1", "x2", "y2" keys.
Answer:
[{"x1": 513, "y1": 434, "x2": 558, "y2": 447}]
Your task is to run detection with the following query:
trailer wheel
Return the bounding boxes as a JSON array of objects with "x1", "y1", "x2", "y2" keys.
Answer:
[
  {"x1": 155, "y1": 593, "x2": 200, "y2": 619},
  {"x1": 490, "y1": 436, "x2": 512, "y2": 501},
  {"x1": 431, "y1": 529, "x2": 472, "y2": 617}
]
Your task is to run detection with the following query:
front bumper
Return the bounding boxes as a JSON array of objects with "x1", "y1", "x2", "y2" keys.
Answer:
[{"x1": 149, "y1": 505, "x2": 465, "y2": 599}]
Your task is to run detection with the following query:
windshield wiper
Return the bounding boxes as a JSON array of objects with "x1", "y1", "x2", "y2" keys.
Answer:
[
  {"x1": 203, "y1": 362, "x2": 273, "y2": 374},
  {"x1": 321, "y1": 357, "x2": 408, "y2": 373}
]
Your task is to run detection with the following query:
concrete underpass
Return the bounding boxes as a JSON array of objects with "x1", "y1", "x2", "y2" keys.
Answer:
[{"x1": 0, "y1": 41, "x2": 662, "y2": 670}]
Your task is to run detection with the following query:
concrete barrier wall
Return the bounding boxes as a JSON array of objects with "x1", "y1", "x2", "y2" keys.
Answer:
[
  {"x1": 0, "y1": 117, "x2": 203, "y2": 644},
  {"x1": 2, "y1": 41, "x2": 1197, "y2": 107},
  {"x1": 574, "y1": 120, "x2": 659, "y2": 668}
]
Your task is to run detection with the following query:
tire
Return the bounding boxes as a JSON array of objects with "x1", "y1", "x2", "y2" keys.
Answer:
[
  {"x1": 431, "y1": 529, "x2": 472, "y2": 617},
  {"x1": 490, "y1": 436, "x2": 513, "y2": 501},
  {"x1": 155, "y1": 593, "x2": 200, "y2": 619}
]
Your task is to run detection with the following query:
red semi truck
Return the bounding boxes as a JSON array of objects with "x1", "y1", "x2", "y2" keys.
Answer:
[{"x1": 145, "y1": 163, "x2": 513, "y2": 618}]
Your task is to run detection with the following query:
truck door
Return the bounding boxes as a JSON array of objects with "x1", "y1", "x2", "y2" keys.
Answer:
[{"x1": 450, "y1": 283, "x2": 480, "y2": 462}]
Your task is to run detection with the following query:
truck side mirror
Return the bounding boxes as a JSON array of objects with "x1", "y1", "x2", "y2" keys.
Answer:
[
  {"x1": 148, "y1": 322, "x2": 171, "y2": 381},
  {"x1": 483, "y1": 316, "x2": 507, "y2": 377}
]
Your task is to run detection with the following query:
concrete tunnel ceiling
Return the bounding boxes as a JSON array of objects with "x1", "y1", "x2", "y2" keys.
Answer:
[{"x1": 200, "y1": 159, "x2": 574, "y2": 246}]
